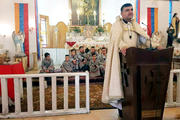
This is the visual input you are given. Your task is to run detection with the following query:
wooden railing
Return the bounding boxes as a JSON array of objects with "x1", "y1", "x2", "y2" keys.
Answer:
[{"x1": 0, "y1": 72, "x2": 89, "y2": 119}]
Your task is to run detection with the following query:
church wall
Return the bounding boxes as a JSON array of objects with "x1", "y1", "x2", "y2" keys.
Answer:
[
  {"x1": 140, "y1": 0, "x2": 180, "y2": 47},
  {"x1": 38, "y1": 0, "x2": 69, "y2": 25},
  {"x1": 0, "y1": 0, "x2": 37, "y2": 69}
]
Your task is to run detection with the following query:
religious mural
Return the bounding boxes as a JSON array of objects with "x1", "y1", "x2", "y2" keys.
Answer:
[{"x1": 71, "y1": 0, "x2": 99, "y2": 26}]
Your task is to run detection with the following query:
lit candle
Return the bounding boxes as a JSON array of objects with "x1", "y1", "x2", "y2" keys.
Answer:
[
  {"x1": 93, "y1": 11, "x2": 96, "y2": 19},
  {"x1": 77, "y1": 9, "x2": 80, "y2": 25},
  {"x1": 69, "y1": 9, "x2": 72, "y2": 19},
  {"x1": 93, "y1": 11, "x2": 97, "y2": 25},
  {"x1": 77, "y1": 9, "x2": 80, "y2": 20}
]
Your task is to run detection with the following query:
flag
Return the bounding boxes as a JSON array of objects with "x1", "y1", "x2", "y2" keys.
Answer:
[
  {"x1": 14, "y1": 3, "x2": 29, "y2": 67},
  {"x1": 35, "y1": 0, "x2": 41, "y2": 59},
  {"x1": 147, "y1": 8, "x2": 158, "y2": 37},
  {"x1": 169, "y1": 0, "x2": 172, "y2": 26},
  {"x1": 135, "y1": 0, "x2": 140, "y2": 24}
]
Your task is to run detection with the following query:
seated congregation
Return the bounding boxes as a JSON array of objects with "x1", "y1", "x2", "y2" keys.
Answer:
[{"x1": 40, "y1": 46, "x2": 107, "y2": 77}]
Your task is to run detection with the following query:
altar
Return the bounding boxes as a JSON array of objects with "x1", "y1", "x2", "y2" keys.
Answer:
[
  {"x1": 65, "y1": 31, "x2": 110, "y2": 49},
  {"x1": 65, "y1": 37, "x2": 109, "y2": 49}
]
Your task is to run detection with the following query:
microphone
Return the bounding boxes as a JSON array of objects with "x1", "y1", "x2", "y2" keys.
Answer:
[
  {"x1": 141, "y1": 22, "x2": 147, "y2": 26},
  {"x1": 141, "y1": 22, "x2": 153, "y2": 49}
]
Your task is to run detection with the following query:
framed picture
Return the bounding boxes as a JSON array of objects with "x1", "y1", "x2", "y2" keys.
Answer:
[{"x1": 69, "y1": 0, "x2": 101, "y2": 26}]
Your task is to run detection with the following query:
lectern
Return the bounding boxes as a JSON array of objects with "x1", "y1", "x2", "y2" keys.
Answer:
[{"x1": 120, "y1": 47, "x2": 173, "y2": 120}]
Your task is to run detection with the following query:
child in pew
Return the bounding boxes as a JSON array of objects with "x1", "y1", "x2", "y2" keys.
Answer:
[
  {"x1": 79, "y1": 58, "x2": 90, "y2": 72},
  {"x1": 71, "y1": 59, "x2": 79, "y2": 72},
  {"x1": 70, "y1": 49, "x2": 80, "y2": 72},
  {"x1": 89, "y1": 53, "x2": 104, "y2": 77},
  {"x1": 61, "y1": 55, "x2": 73, "y2": 72},
  {"x1": 87, "y1": 46, "x2": 98, "y2": 60},
  {"x1": 97, "y1": 47, "x2": 107, "y2": 76},
  {"x1": 77, "y1": 46, "x2": 88, "y2": 62},
  {"x1": 40, "y1": 52, "x2": 55, "y2": 73},
  {"x1": 40, "y1": 52, "x2": 55, "y2": 86},
  {"x1": 70, "y1": 49, "x2": 78, "y2": 61}
]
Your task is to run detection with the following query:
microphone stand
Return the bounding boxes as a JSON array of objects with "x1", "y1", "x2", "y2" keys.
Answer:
[{"x1": 141, "y1": 22, "x2": 154, "y2": 50}]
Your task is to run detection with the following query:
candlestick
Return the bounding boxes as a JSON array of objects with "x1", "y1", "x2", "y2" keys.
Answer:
[
  {"x1": 77, "y1": 9, "x2": 80, "y2": 25},
  {"x1": 93, "y1": 11, "x2": 97, "y2": 25}
]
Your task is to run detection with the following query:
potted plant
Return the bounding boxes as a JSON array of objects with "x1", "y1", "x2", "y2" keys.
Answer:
[
  {"x1": 96, "y1": 26, "x2": 104, "y2": 36},
  {"x1": 72, "y1": 27, "x2": 81, "y2": 33}
]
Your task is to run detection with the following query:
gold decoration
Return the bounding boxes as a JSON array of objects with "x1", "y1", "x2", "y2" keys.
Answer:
[
  {"x1": 32, "y1": 52, "x2": 38, "y2": 70},
  {"x1": 56, "y1": 22, "x2": 68, "y2": 48},
  {"x1": 104, "y1": 23, "x2": 112, "y2": 33},
  {"x1": 49, "y1": 25, "x2": 57, "y2": 48},
  {"x1": 0, "y1": 54, "x2": 4, "y2": 64},
  {"x1": 70, "y1": 0, "x2": 101, "y2": 25},
  {"x1": 4, "y1": 50, "x2": 10, "y2": 64}
]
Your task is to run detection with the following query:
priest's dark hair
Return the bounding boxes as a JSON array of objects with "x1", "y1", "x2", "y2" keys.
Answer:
[
  {"x1": 121, "y1": 3, "x2": 133, "y2": 12},
  {"x1": 65, "y1": 55, "x2": 69, "y2": 57},
  {"x1": 44, "y1": 52, "x2": 50, "y2": 58}
]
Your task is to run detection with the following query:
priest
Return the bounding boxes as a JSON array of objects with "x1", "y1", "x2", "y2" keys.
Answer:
[{"x1": 102, "y1": 3, "x2": 151, "y2": 117}]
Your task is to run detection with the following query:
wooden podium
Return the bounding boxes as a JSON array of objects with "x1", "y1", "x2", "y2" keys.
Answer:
[{"x1": 120, "y1": 47, "x2": 173, "y2": 120}]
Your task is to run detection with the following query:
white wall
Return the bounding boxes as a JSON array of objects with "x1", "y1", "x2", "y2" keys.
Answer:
[
  {"x1": 38, "y1": 0, "x2": 69, "y2": 25},
  {"x1": 172, "y1": 1, "x2": 180, "y2": 16},
  {"x1": 0, "y1": 0, "x2": 37, "y2": 69}
]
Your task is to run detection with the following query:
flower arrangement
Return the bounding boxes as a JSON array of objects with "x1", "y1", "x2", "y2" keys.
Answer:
[
  {"x1": 72, "y1": 27, "x2": 81, "y2": 33},
  {"x1": 96, "y1": 26, "x2": 104, "y2": 33}
]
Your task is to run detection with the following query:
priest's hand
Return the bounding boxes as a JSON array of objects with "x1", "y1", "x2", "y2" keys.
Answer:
[
  {"x1": 157, "y1": 46, "x2": 163, "y2": 50},
  {"x1": 121, "y1": 47, "x2": 127, "y2": 56}
]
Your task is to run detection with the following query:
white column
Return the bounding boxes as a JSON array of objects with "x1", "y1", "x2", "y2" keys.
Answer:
[
  {"x1": 64, "y1": 76, "x2": 69, "y2": 110},
  {"x1": 85, "y1": 71, "x2": 90, "y2": 112},
  {"x1": 27, "y1": 77, "x2": 33, "y2": 113},
  {"x1": 1, "y1": 78, "x2": 9, "y2": 114},
  {"x1": 52, "y1": 76, "x2": 57, "y2": 111},
  {"x1": 14, "y1": 78, "x2": 21, "y2": 113},
  {"x1": 167, "y1": 71, "x2": 174, "y2": 105},
  {"x1": 19, "y1": 78, "x2": 23, "y2": 98},
  {"x1": 39, "y1": 77, "x2": 45, "y2": 113},
  {"x1": 32, "y1": 52, "x2": 38, "y2": 71},
  {"x1": 75, "y1": 75, "x2": 80, "y2": 110}
]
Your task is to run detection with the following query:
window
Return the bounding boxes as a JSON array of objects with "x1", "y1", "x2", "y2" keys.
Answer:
[
  {"x1": 40, "y1": 18, "x2": 47, "y2": 47},
  {"x1": 40, "y1": 15, "x2": 49, "y2": 48}
]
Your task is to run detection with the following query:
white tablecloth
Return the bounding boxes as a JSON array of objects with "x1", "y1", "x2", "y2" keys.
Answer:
[{"x1": 65, "y1": 41, "x2": 109, "y2": 49}]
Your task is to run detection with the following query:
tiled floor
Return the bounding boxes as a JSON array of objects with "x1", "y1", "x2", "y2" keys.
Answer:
[{"x1": 2, "y1": 107, "x2": 180, "y2": 120}]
